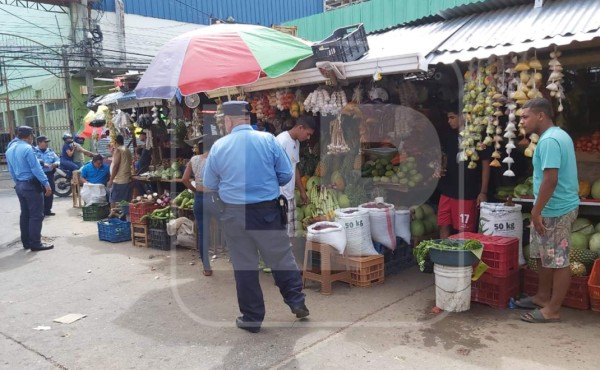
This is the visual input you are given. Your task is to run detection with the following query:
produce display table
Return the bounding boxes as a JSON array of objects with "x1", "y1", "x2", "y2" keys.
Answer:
[{"x1": 132, "y1": 175, "x2": 183, "y2": 194}]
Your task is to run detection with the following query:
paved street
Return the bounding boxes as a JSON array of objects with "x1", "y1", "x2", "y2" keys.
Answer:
[{"x1": 0, "y1": 193, "x2": 599, "y2": 370}]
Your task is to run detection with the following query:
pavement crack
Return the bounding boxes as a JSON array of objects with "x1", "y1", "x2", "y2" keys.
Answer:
[
  {"x1": 268, "y1": 282, "x2": 434, "y2": 369},
  {"x1": 0, "y1": 330, "x2": 69, "y2": 369}
]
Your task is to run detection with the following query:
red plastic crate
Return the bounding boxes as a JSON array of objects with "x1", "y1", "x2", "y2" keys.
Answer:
[
  {"x1": 471, "y1": 270, "x2": 520, "y2": 309},
  {"x1": 129, "y1": 202, "x2": 161, "y2": 224},
  {"x1": 587, "y1": 259, "x2": 600, "y2": 312},
  {"x1": 450, "y1": 232, "x2": 519, "y2": 278},
  {"x1": 522, "y1": 268, "x2": 590, "y2": 310}
]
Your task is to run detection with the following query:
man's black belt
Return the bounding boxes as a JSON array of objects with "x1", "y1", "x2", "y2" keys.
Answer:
[{"x1": 224, "y1": 199, "x2": 278, "y2": 209}]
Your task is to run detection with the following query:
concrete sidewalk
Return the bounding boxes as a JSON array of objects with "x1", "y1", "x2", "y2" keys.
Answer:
[{"x1": 1, "y1": 197, "x2": 599, "y2": 369}]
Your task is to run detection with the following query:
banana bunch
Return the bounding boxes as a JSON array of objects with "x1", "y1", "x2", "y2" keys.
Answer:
[{"x1": 308, "y1": 185, "x2": 340, "y2": 221}]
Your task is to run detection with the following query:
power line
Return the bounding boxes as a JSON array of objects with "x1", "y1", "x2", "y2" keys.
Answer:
[{"x1": 0, "y1": 6, "x2": 64, "y2": 39}]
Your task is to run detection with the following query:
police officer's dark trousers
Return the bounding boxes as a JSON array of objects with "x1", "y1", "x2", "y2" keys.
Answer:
[
  {"x1": 44, "y1": 170, "x2": 55, "y2": 214},
  {"x1": 15, "y1": 181, "x2": 45, "y2": 248},
  {"x1": 221, "y1": 203, "x2": 305, "y2": 324}
]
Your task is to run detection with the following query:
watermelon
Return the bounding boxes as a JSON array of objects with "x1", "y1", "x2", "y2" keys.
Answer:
[
  {"x1": 412, "y1": 206, "x2": 424, "y2": 220},
  {"x1": 589, "y1": 233, "x2": 600, "y2": 254},
  {"x1": 338, "y1": 194, "x2": 350, "y2": 208},
  {"x1": 421, "y1": 204, "x2": 435, "y2": 217},
  {"x1": 572, "y1": 218, "x2": 594, "y2": 235},
  {"x1": 570, "y1": 232, "x2": 589, "y2": 250},
  {"x1": 426, "y1": 214, "x2": 438, "y2": 230},
  {"x1": 411, "y1": 220, "x2": 425, "y2": 237},
  {"x1": 591, "y1": 179, "x2": 600, "y2": 199}
]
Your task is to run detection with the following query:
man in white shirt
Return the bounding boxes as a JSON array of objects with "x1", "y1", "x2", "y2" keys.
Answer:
[{"x1": 276, "y1": 115, "x2": 316, "y2": 238}]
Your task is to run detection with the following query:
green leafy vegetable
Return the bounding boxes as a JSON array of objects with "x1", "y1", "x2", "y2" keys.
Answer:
[{"x1": 413, "y1": 239, "x2": 483, "y2": 272}]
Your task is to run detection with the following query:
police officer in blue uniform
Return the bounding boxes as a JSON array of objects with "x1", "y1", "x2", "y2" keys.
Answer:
[
  {"x1": 204, "y1": 101, "x2": 309, "y2": 333},
  {"x1": 6, "y1": 126, "x2": 54, "y2": 251},
  {"x1": 34, "y1": 135, "x2": 60, "y2": 216}
]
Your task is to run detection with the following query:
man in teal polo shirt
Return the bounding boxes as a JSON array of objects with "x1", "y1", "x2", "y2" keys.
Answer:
[
  {"x1": 517, "y1": 98, "x2": 579, "y2": 323},
  {"x1": 80, "y1": 154, "x2": 110, "y2": 186}
]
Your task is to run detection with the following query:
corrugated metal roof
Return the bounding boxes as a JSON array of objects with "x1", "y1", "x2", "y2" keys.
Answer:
[
  {"x1": 102, "y1": 0, "x2": 323, "y2": 27},
  {"x1": 437, "y1": 0, "x2": 530, "y2": 19},
  {"x1": 282, "y1": 0, "x2": 487, "y2": 41},
  {"x1": 429, "y1": 0, "x2": 600, "y2": 63},
  {"x1": 364, "y1": 17, "x2": 471, "y2": 60}
]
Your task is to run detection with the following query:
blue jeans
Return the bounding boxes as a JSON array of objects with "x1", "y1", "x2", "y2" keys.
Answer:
[
  {"x1": 219, "y1": 205, "x2": 304, "y2": 323},
  {"x1": 60, "y1": 158, "x2": 80, "y2": 172},
  {"x1": 15, "y1": 181, "x2": 45, "y2": 248},
  {"x1": 193, "y1": 191, "x2": 215, "y2": 272}
]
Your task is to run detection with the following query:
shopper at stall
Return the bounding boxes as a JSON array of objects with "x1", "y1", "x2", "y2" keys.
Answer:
[
  {"x1": 6, "y1": 126, "x2": 54, "y2": 251},
  {"x1": 34, "y1": 135, "x2": 60, "y2": 216},
  {"x1": 80, "y1": 154, "x2": 110, "y2": 186},
  {"x1": 203, "y1": 101, "x2": 308, "y2": 333},
  {"x1": 108, "y1": 135, "x2": 133, "y2": 207},
  {"x1": 182, "y1": 136, "x2": 218, "y2": 277},
  {"x1": 72, "y1": 135, "x2": 96, "y2": 167},
  {"x1": 517, "y1": 98, "x2": 579, "y2": 324},
  {"x1": 276, "y1": 115, "x2": 316, "y2": 237},
  {"x1": 437, "y1": 106, "x2": 491, "y2": 238}
]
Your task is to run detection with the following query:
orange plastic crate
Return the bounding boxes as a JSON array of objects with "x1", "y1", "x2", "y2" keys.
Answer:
[{"x1": 588, "y1": 259, "x2": 600, "y2": 312}]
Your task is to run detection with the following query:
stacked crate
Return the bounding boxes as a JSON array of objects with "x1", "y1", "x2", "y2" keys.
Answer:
[
  {"x1": 451, "y1": 232, "x2": 520, "y2": 309},
  {"x1": 148, "y1": 216, "x2": 172, "y2": 251},
  {"x1": 129, "y1": 202, "x2": 160, "y2": 248}
]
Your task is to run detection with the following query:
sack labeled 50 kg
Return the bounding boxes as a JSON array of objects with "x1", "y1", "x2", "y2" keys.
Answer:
[
  {"x1": 306, "y1": 221, "x2": 347, "y2": 254},
  {"x1": 359, "y1": 202, "x2": 396, "y2": 251},
  {"x1": 479, "y1": 202, "x2": 524, "y2": 265},
  {"x1": 335, "y1": 208, "x2": 378, "y2": 256}
]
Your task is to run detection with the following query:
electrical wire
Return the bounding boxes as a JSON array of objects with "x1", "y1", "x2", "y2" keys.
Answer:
[{"x1": 0, "y1": 7, "x2": 65, "y2": 38}]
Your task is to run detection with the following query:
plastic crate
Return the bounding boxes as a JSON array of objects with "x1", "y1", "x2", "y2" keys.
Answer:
[
  {"x1": 149, "y1": 229, "x2": 172, "y2": 251},
  {"x1": 338, "y1": 254, "x2": 384, "y2": 287},
  {"x1": 450, "y1": 232, "x2": 519, "y2": 277},
  {"x1": 83, "y1": 202, "x2": 110, "y2": 221},
  {"x1": 148, "y1": 217, "x2": 169, "y2": 230},
  {"x1": 587, "y1": 259, "x2": 600, "y2": 312},
  {"x1": 97, "y1": 219, "x2": 131, "y2": 243},
  {"x1": 129, "y1": 202, "x2": 161, "y2": 224},
  {"x1": 471, "y1": 271, "x2": 520, "y2": 309},
  {"x1": 384, "y1": 238, "x2": 414, "y2": 275},
  {"x1": 522, "y1": 267, "x2": 590, "y2": 310},
  {"x1": 311, "y1": 23, "x2": 369, "y2": 63}
]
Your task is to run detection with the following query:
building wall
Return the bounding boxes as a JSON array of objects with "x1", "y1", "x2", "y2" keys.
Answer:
[
  {"x1": 101, "y1": 0, "x2": 323, "y2": 27},
  {"x1": 282, "y1": 0, "x2": 487, "y2": 41}
]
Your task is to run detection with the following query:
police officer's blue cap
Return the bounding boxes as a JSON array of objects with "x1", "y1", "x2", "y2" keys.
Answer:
[
  {"x1": 37, "y1": 135, "x2": 50, "y2": 143},
  {"x1": 222, "y1": 101, "x2": 250, "y2": 116},
  {"x1": 17, "y1": 126, "x2": 34, "y2": 137}
]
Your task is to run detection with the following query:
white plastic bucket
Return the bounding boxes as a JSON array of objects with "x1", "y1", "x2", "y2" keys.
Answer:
[{"x1": 434, "y1": 264, "x2": 472, "y2": 312}]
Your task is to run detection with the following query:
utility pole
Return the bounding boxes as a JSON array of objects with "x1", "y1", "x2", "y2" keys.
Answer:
[
  {"x1": 62, "y1": 47, "x2": 75, "y2": 133},
  {"x1": 0, "y1": 58, "x2": 15, "y2": 135}
]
